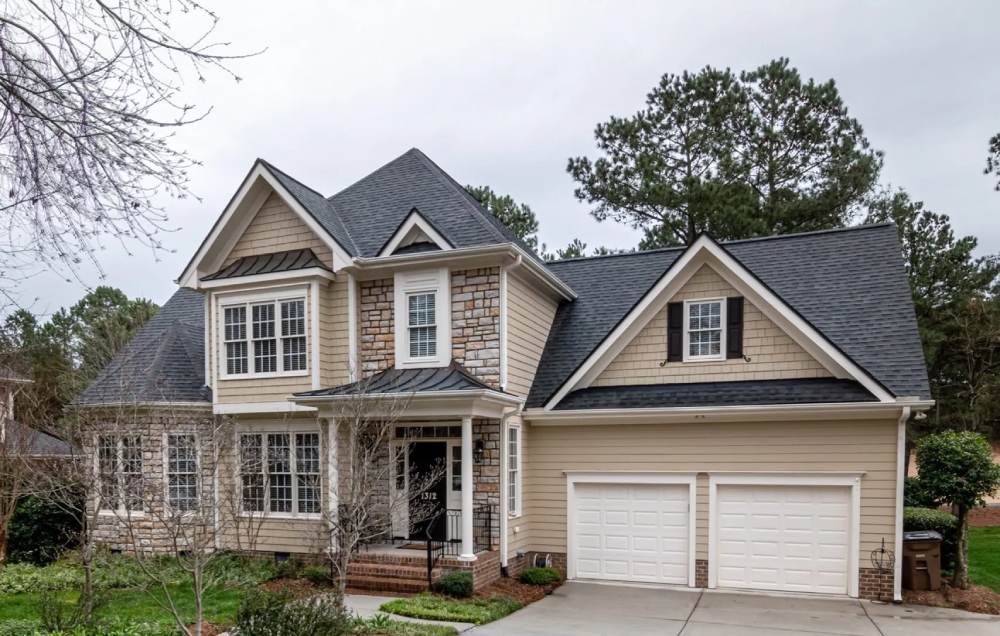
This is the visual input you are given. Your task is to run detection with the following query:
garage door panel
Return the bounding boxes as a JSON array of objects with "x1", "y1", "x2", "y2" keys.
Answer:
[
  {"x1": 715, "y1": 484, "x2": 851, "y2": 596},
  {"x1": 572, "y1": 482, "x2": 691, "y2": 586}
]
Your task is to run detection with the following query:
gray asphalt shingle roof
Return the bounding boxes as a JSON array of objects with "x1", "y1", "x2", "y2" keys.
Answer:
[
  {"x1": 5, "y1": 421, "x2": 75, "y2": 456},
  {"x1": 201, "y1": 248, "x2": 330, "y2": 281},
  {"x1": 76, "y1": 288, "x2": 210, "y2": 405},
  {"x1": 527, "y1": 223, "x2": 930, "y2": 408},
  {"x1": 554, "y1": 378, "x2": 877, "y2": 410}
]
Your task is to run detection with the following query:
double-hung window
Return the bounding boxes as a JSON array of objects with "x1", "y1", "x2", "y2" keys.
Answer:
[
  {"x1": 507, "y1": 425, "x2": 521, "y2": 517},
  {"x1": 684, "y1": 298, "x2": 725, "y2": 361},
  {"x1": 97, "y1": 435, "x2": 144, "y2": 514},
  {"x1": 166, "y1": 434, "x2": 198, "y2": 512},
  {"x1": 407, "y1": 293, "x2": 436, "y2": 358},
  {"x1": 222, "y1": 296, "x2": 307, "y2": 377},
  {"x1": 239, "y1": 431, "x2": 321, "y2": 516}
]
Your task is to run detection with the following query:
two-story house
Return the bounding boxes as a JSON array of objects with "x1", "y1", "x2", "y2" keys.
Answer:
[{"x1": 78, "y1": 148, "x2": 932, "y2": 601}]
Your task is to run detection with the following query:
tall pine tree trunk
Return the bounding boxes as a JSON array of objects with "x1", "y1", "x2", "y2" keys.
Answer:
[{"x1": 952, "y1": 505, "x2": 969, "y2": 589}]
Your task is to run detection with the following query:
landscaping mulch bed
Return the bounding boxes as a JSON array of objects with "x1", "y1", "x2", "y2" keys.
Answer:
[
  {"x1": 904, "y1": 583, "x2": 1000, "y2": 615},
  {"x1": 261, "y1": 577, "x2": 326, "y2": 599},
  {"x1": 475, "y1": 577, "x2": 560, "y2": 605},
  {"x1": 187, "y1": 621, "x2": 227, "y2": 636}
]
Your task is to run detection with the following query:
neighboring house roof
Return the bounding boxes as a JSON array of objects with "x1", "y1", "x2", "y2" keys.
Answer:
[
  {"x1": 296, "y1": 362, "x2": 508, "y2": 397},
  {"x1": 76, "y1": 288, "x2": 211, "y2": 406},
  {"x1": 527, "y1": 223, "x2": 930, "y2": 408},
  {"x1": 4, "y1": 420, "x2": 75, "y2": 457},
  {"x1": 201, "y1": 249, "x2": 330, "y2": 281},
  {"x1": 554, "y1": 378, "x2": 877, "y2": 410}
]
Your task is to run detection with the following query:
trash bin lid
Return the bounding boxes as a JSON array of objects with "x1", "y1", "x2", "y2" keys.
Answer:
[{"x1": 903, "y1": 530, "x2": 943, "y2": 542}]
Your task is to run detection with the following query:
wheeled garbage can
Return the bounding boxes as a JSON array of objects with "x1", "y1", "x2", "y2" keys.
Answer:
[{"x1": 902, "y1": 530, "x2": 943, "y2": 591}]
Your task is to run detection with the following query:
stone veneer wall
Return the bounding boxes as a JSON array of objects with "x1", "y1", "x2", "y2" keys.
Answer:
[
  {"x1": 451, "y1": 268, "x2": 501, "y2": 388},
  {"x1": 473, "y1": 419, "x2": 501, "y2": 548},
  {"x1": 359, "y1": 278, "x2": 395, "y2": 376},
  {"x1": 88, "y1": 410, "x2": 217, "y2": 552}
]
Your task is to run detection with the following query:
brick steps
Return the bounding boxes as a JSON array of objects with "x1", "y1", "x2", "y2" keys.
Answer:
[
  {"x1": 347, "y1": 575, "x2": 431, "y2": 594},
  {"x1": 346, "y1": 551, "x2": 437, "y2": 593}
]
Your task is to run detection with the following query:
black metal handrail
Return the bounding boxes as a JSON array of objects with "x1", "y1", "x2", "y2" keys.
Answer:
[{"x1": 423, "y1": 505, "x2": 494, "y2": 587}]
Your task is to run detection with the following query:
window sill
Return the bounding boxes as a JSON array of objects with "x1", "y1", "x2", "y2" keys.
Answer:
[
  {"x1": 98, "y1": 510, "x2": 145, "y2": 519},
  {"x1": 680, "y1": 356, "x2": 727, "y2": 364},
  {"x1": 238, "y1": 512, "x2": 323, "y2": 521}
]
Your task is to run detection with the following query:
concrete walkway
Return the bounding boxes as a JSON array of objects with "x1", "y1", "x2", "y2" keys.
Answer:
[
  {"x1": 346, "y1": 593, "x2": 475, "y2": 632},
  {"x1": 465, "y1": 581, "x2": 1000, "y2": 636}
]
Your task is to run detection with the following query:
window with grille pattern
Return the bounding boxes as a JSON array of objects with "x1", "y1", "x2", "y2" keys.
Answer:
[
  {"x1": 167, "y1": 434, "x2": 198, "y2": 512},
  {"x1": 221, "y1": 296, "x2": 307, "y2": 376},
  {"x1": 685, "y1": 300, "x2": 724, "y2": 360},
  {"x1": 238, "y1": 431, "x2": 321, "y2": 516},
  {"x1": 407, "y1": 293, "x2": 436, "y2": 358}
]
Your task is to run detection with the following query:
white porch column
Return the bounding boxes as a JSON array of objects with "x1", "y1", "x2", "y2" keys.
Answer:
[{"x1": 459, "y1": 415, "x2": 477, "y2": 561}]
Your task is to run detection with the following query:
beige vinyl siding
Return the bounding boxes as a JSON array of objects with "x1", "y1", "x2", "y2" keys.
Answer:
[
  {"x1": 594, "y1": 264, "x2": 831, "y2": 386},
  {"x1": 225, "y1": 192, "x2": 332, "y2": 265},
  {"x1": 506, "y1": 272, "x2": 558, "y2": 397},
  {"x1": 216, "y1": 414, "x2": 329, "y2": 555},
  {"x1": 507, "y1": 415, "x2": 531, "y2": 555},
  {"x1": 319, "y1": 278, "x2": 351, "y2": 388},
  {"x1": 523, "y1": 418, "x2": 898, "y2": 560},
  {"x1": 214, "y1": 289, "x2": 314, "y2": 403}
]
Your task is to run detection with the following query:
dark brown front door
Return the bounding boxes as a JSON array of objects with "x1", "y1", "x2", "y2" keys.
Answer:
[{"x1": 409, "y1": 441, "x2": 447, "y2": 540}]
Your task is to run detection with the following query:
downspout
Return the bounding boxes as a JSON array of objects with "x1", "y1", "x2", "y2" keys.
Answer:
[
  {"x1": 499, "y1": 406, "x2": 518, "y2": 576},
  {"x1": 894, "y1": 406, "x2": 910, "y2": 602}
]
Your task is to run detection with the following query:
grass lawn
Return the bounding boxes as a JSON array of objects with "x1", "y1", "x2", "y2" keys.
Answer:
[
  {"x1": 0, "y1": 584, "x2": 246, "y2": 633},
  {"x1": 380, "y1": 594, "x2": 522, "y2": 625},
  {"x1": 969, "y1": 526, "x2": 1000, "y2": 593}
]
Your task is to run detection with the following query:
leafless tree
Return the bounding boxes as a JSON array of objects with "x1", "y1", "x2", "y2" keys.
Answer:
[
  {"x1": 0, "y1": 1, "x2": 258, "y2": 300},
  {"x1": 321, "y1": 383, "x2": 445, "y2": 596}
]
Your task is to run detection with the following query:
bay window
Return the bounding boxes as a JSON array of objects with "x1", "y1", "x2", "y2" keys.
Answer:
[{"x1": 97, "y1": 435, "x2": 143, "y2": 513}]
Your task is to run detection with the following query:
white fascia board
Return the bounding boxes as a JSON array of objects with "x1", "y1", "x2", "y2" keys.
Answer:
[
  {"x1": 524, "y1": 401, "x2": 921, "y2": 426},
  {"x1": 213, "y1": 401, "x2": 317, "y2": 415},
  {"x1": 378, "y1": 209, "x2": 453, "y2": 256},
  {"x1": 294, "y1": 389, "x2": 523, "y2": 418},
  {"x1": 199, "y1": 268, "x2": 335, "y2": 289},
  {"x1": 351, "y1": 243, "x2": 576, "y2": 301},
  {"x1": 178, "y1": 163, "x2": 351, "y2": 288},
  {"x1": 544, "y1": 235, "x2": 894, "y2": 409}
]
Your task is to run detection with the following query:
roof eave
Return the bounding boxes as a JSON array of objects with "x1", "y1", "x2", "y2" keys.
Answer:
[{"x1": 349, "y1": 243, "x2": 576, "y2": 300}]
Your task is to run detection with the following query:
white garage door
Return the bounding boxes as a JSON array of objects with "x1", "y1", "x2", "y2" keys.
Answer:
[
  {"x1": 716, "y1": 484, "x2": 851, "y2": 595},
  {"x1": 572, "y1": 482, "x2": 691, "y2": 585}
]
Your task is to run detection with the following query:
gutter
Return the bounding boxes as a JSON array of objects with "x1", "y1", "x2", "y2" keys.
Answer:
[{"x1": 524, "y1": 400, "x2": 934, "y2": 425}]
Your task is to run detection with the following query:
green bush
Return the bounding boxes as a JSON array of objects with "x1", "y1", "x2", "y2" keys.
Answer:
[
  {"x1": 300, "y1": 564, "x2": 331, "y2": 586},
  {"x1": 232, "y1": 589, "x2": 350, "y2": 636},
  {"x1": 903, "y1": 476, "x2": 939, "y2": 509},
  {"x1": 273, "y1": 557, "x2": 305, "y2": 580},
  {"x1": 7, "y1": 496, "x2": 81, "y2": 566},
  {"x1": 433, "y1": 571, "x2": 473, "y2": 598},
  {"x1": 904, "y1": 506, "x2": 958, "y2": 571},
  {"x1": 0, "y1": 562, "x2": 82, "y2": 595},
  {"x1": 518, "y1": 567, "x2": 561, "y2": 586},
  {"x1": 0, "y1": 618, "x2": 158, "y2": 636}
]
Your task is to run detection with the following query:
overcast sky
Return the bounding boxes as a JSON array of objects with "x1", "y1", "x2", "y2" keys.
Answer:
[{"x1": 20, "y1": 0, "x2": 1000, "y2": 314}]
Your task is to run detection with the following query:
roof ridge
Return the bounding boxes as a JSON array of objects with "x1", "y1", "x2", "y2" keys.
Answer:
[
  {"x1": 326, "y1": 148, "x2": 421, "y2": 201},
  {"x1": 257, "y1": 158, "x2": 329, "y2": 200},
  {"x1": 545, "y1": 223, "x2": 898, "y2": 266}
]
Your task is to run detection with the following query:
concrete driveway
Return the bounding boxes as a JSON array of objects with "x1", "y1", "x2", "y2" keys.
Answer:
[{"x1": 467, "y1": 582, "x2": 1000, "y2": 636}]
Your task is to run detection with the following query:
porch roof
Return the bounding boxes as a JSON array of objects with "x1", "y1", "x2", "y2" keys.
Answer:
[{"x1": 295, "y1": 362, "x2": 511, "y2": 398}]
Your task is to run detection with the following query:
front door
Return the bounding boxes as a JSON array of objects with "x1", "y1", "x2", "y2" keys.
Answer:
[{"x1": 409, "y1": 441, "x2": 447, "y2": 540}]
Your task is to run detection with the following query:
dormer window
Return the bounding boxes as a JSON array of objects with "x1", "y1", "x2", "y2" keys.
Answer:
[
  {"x1": 683, "y1": 298, "x2": 725, "y2": 361},
  {"x1": 395, "y1": 268, "x2": 451, "y2": 368},
  {"x1": 221, "y1": 292, "x2": 309, "y2": 378}
]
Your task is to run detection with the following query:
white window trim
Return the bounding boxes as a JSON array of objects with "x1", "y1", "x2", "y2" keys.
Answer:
[
  {"x1": 237, "y1": 425, "x2": 323, "y2": 520},
  {"x1": 162, "y1": 432, "x2": 200, "y2": 516},
  {"x1": 564, "y1": 472, "x2": 697, "y2": 587},
  {"x1": 95, "y1": 433, "x2": 145, "y2": 518},
  {"x1": 394, "y1": 267, "x2": 451, "y2": 368},
  {"x1": 216, "y1": 286, "x2": 311, "y2": 381},
  {"x1": 682, "y1": 297, "x2": 726, "y2": 362},
  {"x1": 507, "y1": 422, "x2": 522, "y2": 518},
  {"x1": 707, "y1": 472, "x2": 862, "y2": 598}
]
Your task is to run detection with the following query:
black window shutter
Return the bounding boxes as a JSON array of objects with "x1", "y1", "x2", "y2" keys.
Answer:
[
  {"x1": 726, "y1": 296, "x2": 744, "y2": 359},
  {"x1": 667, "y1": 302, "x2": 683, "y2": 362}
]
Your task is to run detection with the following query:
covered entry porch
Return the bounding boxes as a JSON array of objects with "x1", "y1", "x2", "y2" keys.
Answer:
[{"x1": 293, "y1": 364, "x2": 519, "y2": 583}]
